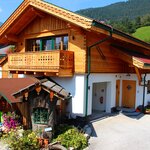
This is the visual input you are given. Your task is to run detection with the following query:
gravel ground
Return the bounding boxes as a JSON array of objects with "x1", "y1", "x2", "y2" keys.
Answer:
[{"x1": 88, "y1": 114, "x2": 150, "y2": 150}]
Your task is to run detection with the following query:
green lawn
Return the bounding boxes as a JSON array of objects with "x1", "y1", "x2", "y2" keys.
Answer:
[{"x1": 132, "y1": 26, "x2": 150, "y2": 43}]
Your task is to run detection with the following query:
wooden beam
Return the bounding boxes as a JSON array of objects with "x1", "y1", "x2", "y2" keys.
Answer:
[
  {"x1": 5, "y1": 34, "x2": 19, "y2": 42},
  {"x1": 134, "y1": 67, "x2": 142, "y2": 85},
  {"x1": 32, "y1": 8, "x2": 46, "y2": 18},
  {"x1": 111, "y1": 46, "x2": 133, "y2": 64}
]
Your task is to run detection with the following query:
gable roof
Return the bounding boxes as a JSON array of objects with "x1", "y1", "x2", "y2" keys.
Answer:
[
  {"x1": 0, "y1": 0, "x2": 92, "y2": 41},
  {"x1": 0, "y1": 0, "x2": 150, "y2": 49},
  {"x1": 0, "y1": 77, "x2": 38, "y2": 103},
  {"x1": 0, "y1": 77, "x2": 71, "y2": 104}
]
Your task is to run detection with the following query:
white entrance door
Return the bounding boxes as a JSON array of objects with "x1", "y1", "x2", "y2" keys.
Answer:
[{"x1": 92, "y1": 82, "x2": 106, "y2": 112}]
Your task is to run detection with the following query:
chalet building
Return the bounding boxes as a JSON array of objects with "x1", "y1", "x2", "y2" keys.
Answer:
[{"x1": 0, "y1": 0, "x2": 150, "y2": 118}]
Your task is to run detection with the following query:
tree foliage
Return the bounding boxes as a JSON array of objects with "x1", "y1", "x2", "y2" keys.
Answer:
[{"x1": 76, "y1": 0, "x2": 150, "y2": 22}]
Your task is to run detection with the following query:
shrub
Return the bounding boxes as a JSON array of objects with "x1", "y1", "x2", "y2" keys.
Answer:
[
  {"x1": 53, "y1": 125, "x2": 88, "y2": 149},
  {"x1": 2, "y1": 129, "x2": 40, "y2": 150}
]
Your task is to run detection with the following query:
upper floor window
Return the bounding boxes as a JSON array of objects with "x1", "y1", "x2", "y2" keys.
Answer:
[{"x1": 26, "y1": 35, "x2": 68, "y2": 52}]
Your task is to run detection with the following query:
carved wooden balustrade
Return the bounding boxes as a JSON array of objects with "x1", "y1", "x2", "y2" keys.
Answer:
[{"x1": 8, "y1": 50, "x2": 74, "y2": 77}]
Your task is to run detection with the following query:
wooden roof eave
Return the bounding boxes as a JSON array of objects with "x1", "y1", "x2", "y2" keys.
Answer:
[
  {"x1": 0, "y1": 0, "x2": 93, "y2": 39},
  {"x1": 91, "y1": 21, "x2": 150, "y2": 50},
  {"x1": 0, "y1": 0, "x2": 30, "y2": 37},
  {"x1": 133, "y1": 57, "x2": 150, "y2": 70},
  {"x1": 29, "y1": 0, "x2": 92, "y2": 29},
  {"x1": 112, "y1": 46, "x2": 150, "y2": 85}
]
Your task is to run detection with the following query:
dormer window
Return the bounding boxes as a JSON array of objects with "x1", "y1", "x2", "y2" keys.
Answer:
[{"x1": 26, "y1": 35, "x2": 68, "y2": 52}]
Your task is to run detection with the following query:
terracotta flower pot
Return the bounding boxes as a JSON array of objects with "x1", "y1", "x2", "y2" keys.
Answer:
[
  {"x1": 37, "y1": 138, "x2": 44, "y2": 147},
  {"x1": 44, "y1": 138, "x2": 49, "y2": 146}
]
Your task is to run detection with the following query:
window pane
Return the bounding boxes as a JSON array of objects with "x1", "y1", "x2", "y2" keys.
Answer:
[
  {"x1": 26, "y1": 39, "x2": 40, "y2": 51},
  {"x1": 33, "y1": 108, "x2": 48, "y2": 124},
  {"x1": 34, "y1": 39, "x2": 40, "y2": 51},
  {"x1": 42, "y1": 39, "x2": 53, "y2": 50},
  {"x1": 63, "y1": 36, "x2": 68, "y2": 50},
  {"x1": 55, "y1": 37, "x2": 61, "y2": 50}
]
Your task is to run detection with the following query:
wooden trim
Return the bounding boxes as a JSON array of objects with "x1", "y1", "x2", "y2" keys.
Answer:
[
  {"x1": 132, "y1": 57, "x2": 144, "y2": 69},
  {"x1": 111, "y1": 46, "x2": 133, "y2": 65},
  {"x1": 23, "y1": 29, "x2": 70, "y2": 39},
  {"x1": 0, "y1": 0, "x2": 92, "y2": 38},
  {"x1": 0, "y1": 0, "x2": 30, "y2": 36},
  {"x1": 29, "y1": 0, "x2": 92, "y2": 28},
  {"x1": 5, "y1": 34, "x2": 19, "y2": 42}
]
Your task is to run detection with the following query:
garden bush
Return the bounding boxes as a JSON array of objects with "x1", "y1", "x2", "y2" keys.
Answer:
[
  {"x1": 2, "y1": 129, "x2": 40, "y2": 150},
  {"x1": 53, "y1": 125, "x2": 88, "y2": 149}
]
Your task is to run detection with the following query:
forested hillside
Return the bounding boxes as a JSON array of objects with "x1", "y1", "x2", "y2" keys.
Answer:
[
  {"x1": 76, "y1": 0, "x2": 150, "y2": 22},
  {"x1": 76, "y1": 0, "x2": 150, "y2": 35}
]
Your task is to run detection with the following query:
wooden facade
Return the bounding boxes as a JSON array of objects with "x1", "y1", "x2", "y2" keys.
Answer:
[{"x1": 0, "y1": 0, "x2": 150, "y2": 78}]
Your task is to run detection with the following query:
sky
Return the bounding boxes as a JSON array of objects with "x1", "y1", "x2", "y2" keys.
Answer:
[{"x1": 0, "y1": 0, "x2": 125, "y2": 23}]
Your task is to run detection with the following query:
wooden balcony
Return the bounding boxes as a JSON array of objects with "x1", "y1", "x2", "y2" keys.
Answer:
[{"x1": 8, "y1": 50, "x2": 74, "y2": 77}]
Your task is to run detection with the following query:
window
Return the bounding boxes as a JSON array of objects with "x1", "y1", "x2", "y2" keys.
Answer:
[
  {"x1": 27, "y1": 39, "x2": 40, "y2": 52},
  {"x1": 63, "y1": 36, "x2": 68, "y2": 50},
  {"x1": 42, "y1": 38, "x2": 54, "y2": 50},
  {"x1": 26, "y1": 35, "x2": 68, "y2": 51},
  {"x1": 33, "y1": 108, "x2": 48, "y2": 124},
  {"x1": 55, "y1": 37, "x2": 61, "y2": 50}
]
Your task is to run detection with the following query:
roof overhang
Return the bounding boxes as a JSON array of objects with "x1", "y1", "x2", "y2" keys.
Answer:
[
  {"x1": 0, "y1": 78, "x2": 38, "y2": 103},
  {"x1": 133, "y1": 57, "x2": 150, "y2": 69},
  {"x1": 91, "y1": 20, "x2": 150, "y2": 50},
  {"x1": 111, "y1": 44, "x2": 150, "y2": 85},
  {"x1": 12, "y1": 77, "x2": 71, "y2": 101},
  {"x1": 0, "y1": 77, "x2": 71, "y2": 104}
]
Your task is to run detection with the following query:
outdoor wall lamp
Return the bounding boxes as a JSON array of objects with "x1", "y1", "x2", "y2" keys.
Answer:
[
  {"x1": 35, "y1": 86, "x2": 41, "y2": 95},
  {"x1": 50, "y1": 91, "x2": 54, "y2": 101},
  {"x1": 24, "y1": 92, "x2": 28, "y2": 101}
]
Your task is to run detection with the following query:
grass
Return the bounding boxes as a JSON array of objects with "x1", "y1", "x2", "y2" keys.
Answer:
[{"x1": 132, "y1": 26, "x2": 150, "y2": 43}]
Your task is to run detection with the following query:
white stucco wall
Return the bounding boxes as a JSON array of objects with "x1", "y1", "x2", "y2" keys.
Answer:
[
  {"x1": 88, "y1": 74, "x2": 117, "y2": 114},
  {"x1": 51, "y1": 75, "x2": 86, "y2": 118},
  {"x1": 50, "y1": 73, "x2": 150, "y2": 117},
  {"x1": 88, "y1": 73, "x2": 150, "y2": 115}
]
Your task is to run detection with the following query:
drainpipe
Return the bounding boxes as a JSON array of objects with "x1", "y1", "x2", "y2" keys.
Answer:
[
  {"x1": 85, "y1": 30, "x2": 113, "y2": 116},
  {"x1": 142, "y1": 73, "x2": 146, "y2": 113}
]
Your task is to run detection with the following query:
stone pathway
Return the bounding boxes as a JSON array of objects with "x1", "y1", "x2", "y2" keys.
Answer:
[{"x1": 88, "y1": 114, "x2": 150, "y2": 150}]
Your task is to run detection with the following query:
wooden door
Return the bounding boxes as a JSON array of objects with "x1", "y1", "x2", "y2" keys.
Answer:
[
  {"x1": 122, "y1": 80, "x2": 136, "y2": 108},
  {"x1": 116, "y1": 80, "x2": 120, "y2": 107}
]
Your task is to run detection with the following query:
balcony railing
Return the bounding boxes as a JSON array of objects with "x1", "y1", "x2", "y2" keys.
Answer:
[{"x1": 8, "y1": 50, "x2": 74, "y2": 77}]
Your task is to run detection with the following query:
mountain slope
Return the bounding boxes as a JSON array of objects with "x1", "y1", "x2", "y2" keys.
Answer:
[
  {"x1": 76, "y1": 0, "x2": 150, "y2": 21},
  {"x1": 132, "y1": 26, "x2": 150, "y2": 43}
]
